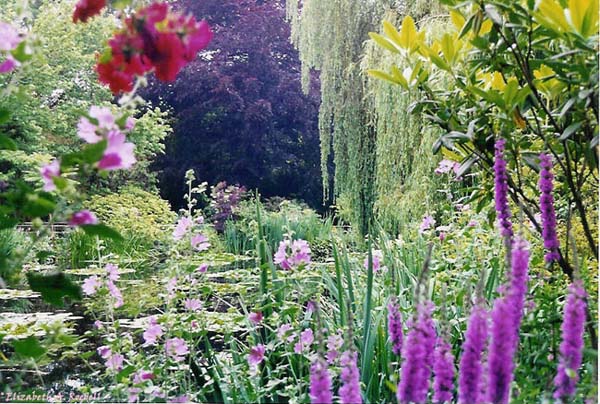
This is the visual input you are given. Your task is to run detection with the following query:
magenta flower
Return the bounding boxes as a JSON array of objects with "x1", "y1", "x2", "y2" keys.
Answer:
[
  {"x1": 364, "y1": 249, "x2": 384, "y2": 273},
  {"x1": 106, "y1": 353, "x2": 124, "y2": 372},
  {"x1": 94, "y1": 320, "x2": 103, "y2": 329},
  {"x1": 128, "y1": 387, "x2": 142, "y2": 403},
  {"x1": 173, "y1": 216, "x2": 192, "y2": 241},
  {"x1": 398, "y1": 301, "x2": 436, "y2": 404},
  {"x1": 107, "y1": 280, "x2": 123, "y2": 308},
  {"x1": 419, "y1": 215, "x2": 436, "y2": 234},
  {"x1": 0, "y1": 22, "x2": 21, "y2": 51},
  {"x1": 143, "y1": 316, "x2": 163, "y2": 346},
  {"x1": 435, "y1": 159, "x2": 460, "y2": 175},
  {"x1": 494, "y1": 138, "x2": 513, "y2": 238},
  {"x1": 326, "y1": 332, "x2": 344, "y2": 363},
  {"x1": 248, "y1": 312, "x2": 263, "y2": 324},
  {"x1": 132, "y1": 370, "x2": 154, "y2": 384},
  {"x1": 433, "y1": 338, "x2": 455, "y2": 403},
  {"x1": 458, "y1": 304, "x2": 488, "y2": 404},
  {"x1": 166, "y1": 277, "x2": 178, "y2": 300},
  {"x1": 387, "y1": 298, "x2": 403, "y2": 356},
  {"x1": 274, "y1": 239, "x2": 311, "y2": 270},
  {"x1": 106, "y1": 263, "x2": 120, "y2": 281},
  {"x1": 339, "y1": 350, "x2": 362, "y2": 404},
  {"x1": 0, "y1": 56, "x2": 19, "y2": 73},
  {"x1": 195, "y1": 263, "x2": 209, "y2": 273},
  {"x1": 274, "y1": 240, "x2": 292, "y2": 270},
  {"x1": 82, "y1": 275, "x2": 102, "y2": 296},
  {"x1": 539, "y1": 153, "x2": 560, "y2": 263},
  {"x1": 40, "y1": 160, "x2": 60, "y2": 192},
  {"x1": 309, "y1": 358, "x2": 333, "y2": 404},
  {"x1": 168, "y1": 395, "x2": 189, "y2": 403},
  {"x1": 191, "y1": 234, "x2": 211, "y2": 251},
  {"x1": 97, "y1": 345, "x2": 111, "y2": 359},
  {"x1": 554, "y1": 280, "x2": 587, "y2": 401},
  {"x1": 165, "y1": 337, "x2": 189, "y2": 362},
  {"x1": 69, "y1": 210, "x2": 98, "y2": 226},
  {"x1": 97, "y1": 131, "x2": 136, "y2": 171},
  {"x1": 248, "y1": 344, "x2": 266, "y2": 367},
  {"x1": 277, "y1": 324, "x2": 294, "y2": 342},
  {"x1": 184, "y1": 298, "x2": 202, "y2": 312}
]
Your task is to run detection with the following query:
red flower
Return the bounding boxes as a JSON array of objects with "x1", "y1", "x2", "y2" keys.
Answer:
[{"x1": 73, "y1": 0, "x2": 106, "y2": 23}]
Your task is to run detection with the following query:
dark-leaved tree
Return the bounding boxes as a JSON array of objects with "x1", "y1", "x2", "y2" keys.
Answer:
[{"x1": 143, "y1": 0, "x2": 322, "y2": 210}]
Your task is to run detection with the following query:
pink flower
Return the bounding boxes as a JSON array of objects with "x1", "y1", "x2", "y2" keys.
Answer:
[
  {"x1": 364, "y1": 249, "x2": 384, "y2": 273},
  {"x1": 107, "y1": 280, "x2": 123, "y2": 308},
  {"x1": 106, "y1": 263, "x2": 120, "y2": 281},
  {"x1": 195, "y1": 263, "x2": 209, "y2": 273},
  {"x1": 77, "y1": 106, "x2": 125, "y2": 143},
  {"x1": 97, "y1": 131, "x2": 136, "y2": 171},
  {"x1": 274, "y1": 239, "x2": 311, "y2": 270},
  {"x1": 166, "y1": 277, "x2": 177, "y2": 299},
  {"x1": 143, "y1": 316, "x2": 163, "y2": 346},
  {"x1": 295, "y1": 328, "x2": 314, "y2": 353},
  {"x1": 168, "y1": 395, "x2": 189, "y2": 404},
  {"x1": 82, "y1": 275, "x2": 102, "y2": 295},
  {"x1": 274, "y1": 241, "x2": 292, "y2": 270},
  {"x1": 326, "y1": 332, "x2": 344, "y2": 363},
  {"x1": 165, "y1": 337, "x2": 189, "y2": 362},
  {"x1": 128, "y1": 387, "x2": 141, "y2": 403},
  {"x1": 94, "y1": 320, "x2": 103, "y2": 329},
  {"x1": 419, "y1": 215, "x2": 436, "y2": 234},
  {"x1": 132, "y1": 371, "x2": 154, "y2": 384},
  {"x1": 248, "y1": 344, "x2": 265, "y2": 367},
  {"x1": 0, "y1": 22, "x2": 21, "y2": 51},
  {"x1": 277, "y1": 324, "x2": 294, "y2": 341},
  {"x1": 467, "y1": 220, "x2": 477, "y2": 228},
  {"x1": 184, "y1": 298, "x2": 202, "y2": 312},
  {"x1": 191, "y1": 234, "x2": 211, "y2": 251},
  {"x1": 0, "y1": 56, "x2": 19, "y2": 73},
  {"x1": 249, "y1": 312, "x2": 263, "y2": 324},
  {"x1": 97, "y1": 345, "x2": 111, "y2": 358},
  {"x1": 173, "y1": 216, "x2": 192, "y2": 241},
  {"x1": 106, "y1": 353, "x2": 124, "y2": 372},
  {"x1": 435, "y1": 159, "x2": 460, "y2": 175},
  {"x1": 69, "y1": 210, "x2": 98, "y2": 226},
  {"x1": 40, "y1": 160, "x2": 61, "y2": 192}
]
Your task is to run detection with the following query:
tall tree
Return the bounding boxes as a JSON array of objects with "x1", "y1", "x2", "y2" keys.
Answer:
[{"x1": 143, "y1": 0, "x2": 322, "y2": 209}]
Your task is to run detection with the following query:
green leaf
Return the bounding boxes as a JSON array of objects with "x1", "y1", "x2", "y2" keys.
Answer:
[
  {"x1": 22, "y1": 195, "x2": 56, "y2": 217},
  {"x1": 0, "y1": 134, "x2": 17, "y2": 151},
  {"x1": 26, "y1": 272, "x2": 82, "y2": 307},
  {"x1": 368, "y1": 32, "x2": 400, "y2": 54},
  {"x1": 12, "y1": 336, "x2": 46, "y2": 359},
  {"x1": 11, "y1": 41, "x2": 32, "y2": 63},
  {"x1": 560, "y1": 122, "x2": 582, "y2": 140},
  {"x1": 80, "y1": 224, "x2": 124, "y2": 241},
  {"x1": 0, "y1": 108, "x2": 10, "y2": 124},
  {"x1": 81, "y1": 140, "x2": 107, "y2": 164},
  {"x1": 111, "y1": 0, "x2": 132, "y2": 10},
  {"x1": 116, "y1": 365, "x2": 136, "y2": 382},
  {"x1": 367, "y1": 69, "x2": 407, "y2": 88}
]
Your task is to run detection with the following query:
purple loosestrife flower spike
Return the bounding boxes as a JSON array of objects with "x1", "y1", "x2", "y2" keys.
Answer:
[
  {"x1": 487, "y1": 238, "x2": 530, "y2": 404},
  {"x1": 339, "y1": 350, "x2": 362, "y2": 404},
  {"x1": 388, "y1": 298, "x2": 403, "y2": 356},
  {"x1": 433, "y1": 338, "x2": 455, "y2": 403},
  {"x1": 494, "y1": 139, "x2": 513, "y2": 238},
  {"x1": 309, "y1": 358, "x2": 333, "y2": 404},
  {"x1": 398, "y1": 301, "x2": 436, "y2": 404},
  {"x1": 458, "y1": 304, "x2": 488, "y2": 404},
  {"x1": 538, "y1": 153, "x2": 560, "y2": 263},
  {"x1": 554, "y1": 280, "x2": 587, "y2": 401}
]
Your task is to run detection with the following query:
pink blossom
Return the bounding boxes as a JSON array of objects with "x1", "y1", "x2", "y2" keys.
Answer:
[
  {"x1": 106, "y1": 353, "x2": 124, "y2": 372},
  {"x1": 107, "y1": 280, "x2": 123, "y2": 308},
  {"x1": 248, "y1": 344, "x2": 265, "y2": 367},
  {"x1": 40, "y1": 160, "x2": 61, "y2": 192},
  {"x1": 97, "y1": 345, "x2": 111, "y2": 358},
  {"x1": 295, "y1": 328, "x2": 314, "y2": 353},
  {"x1": 277, "y1": 324, "x2": 294, "y2": 341},
  {"x1": 467, "y1": 220, "x2": 477, "y2": 228},
  {"x1": 94, "y1": 320, "x2": 103, "y2": 329},
  {"x1": 184, "y1": 298, "x2": 202, "y2": 311},
  {"x1": 128, "y1": 387, "x2": 141, "y2": 403},
  {"x1": 0, "y1": 22, "x2": 21, "y2": 51},
  {"x1": 173, "y1": 216, "x2": 192, "y2": 241},
  {"x1": 274, "y1": 239, "x2": 311, "y2": 270},
  {"x1": 143, "y1": 316, "x2": 163, "y2": 346},
  {"x1": 249, "y1": 312, "x2": 263, "y2": 324},
  {"x1": 191, "y1": 234, "x2": 211, "y2": 251},
  {"x1": 132, "y1": 371, "x2": 154, "y2": 384},
  {"x1": 0, "y1": 56, "x2": 19, "y2": 73},
  {"x1": 77, "y1": 106, "x2": 121, "y2": 143},
  {"x1": 97, "y1": 131, "x2": 136, "y2": 171},
  {"x1": 166, "y1": 277, "x2": 178, "y2": 299},
  {"x1": 435, "y1": 159, "x2": 460, "y2": 175},
  {"x1": 106, "y1": 263, "x2": 120, "y2": 281},
  {"x1": 326, "y1": 332, "x2": 344, "y2": 363},
  {"x1": 274, "y1": 240, "x2": 292, "y2": 270},
  {"x1": 69, "y1": 210, "x2": 98, "y2": 226},
  {"x1": 165, "y1": 337, "x2": 189, "y2": 362},
  {"x1": 195, "y1": 263, "x2": 209, "y2": 273},
  {"x1": 419, "y1": 215, "x2": 436, "y2": 234},
  {"x1": 125, "y1": 117, "x2": 136, "y2": 131},
  {"x1": 168, "y1": 395, "x2": 189, "y2": 403},
  {"x1": 82, "y1": 275, "x2": 102, "y2": 295},
  {"x1": 364, "y1": 249, "x2": 384, "y2": 273}
]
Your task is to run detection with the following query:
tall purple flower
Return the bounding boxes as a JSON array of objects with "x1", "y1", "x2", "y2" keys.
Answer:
[
  {"x1": 458, "y1": 303, "x2": 488, "y2": 404},
  {"x1": 494, "y1": 139, "x2": 512, "y2": 238},
  {"x1": 538, "y1": 153, "x2": 560, "y2": 263},
  {"x1": 554, "y1": 280, "x2": 587, "y2": 401},
  {"x1": 433, "y1": 338, "x2": 455, "y2": 403},
  {"x1": 487, "y1": 238, "x2": 530, "y2": 404},
  {"x1": 388, "y1": 298, "x2": 403, "y2": 356},
  {"x1": 309, "y1": 358, "x2": 333, "y2": 404},
  {"x1": 398, "y1": 301, "x2": 436, "y2": 404},
  {"x1": 339, "y1": 350, "x2": 362, "y2": 404}
]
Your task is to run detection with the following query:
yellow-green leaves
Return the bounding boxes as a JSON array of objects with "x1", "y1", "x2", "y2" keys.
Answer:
[
  {"x1": 369, "y1": 17, "x2": 422, "y2": 55},
  {"x1": 534, "y1": 0, "x2": 599, "y2": 37},
  {"x1": 398, "y1": 16, "x2": 419, "y2": 51},
  {"x1": 368, "y1": 32, "x2": 401, "y2": 54},
  {"x1": 367, "y1": 69, "x2": 408, "y2": 88},
  {"x1": 568, "y1": 0, "x2": 599, "y2": 37}
]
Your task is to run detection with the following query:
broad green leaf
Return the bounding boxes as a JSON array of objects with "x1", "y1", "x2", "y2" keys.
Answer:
[
  {"x1": 535, "y1": 0, "x2": 569, "y2": 33},
  {"x1": 399, "y1": 16, "x2": 418, "y2": 50},
  {"x1": 27, "y1": 272, "x2": 83, "y2": 307},
  {"x1": 12, "y1": 336, "x2": 46, "y2": 359},
  {"x1": 11, "y1": 42, "x2": 33, "y2": 63},
  {"x1": 80, "y1": 224, "x2": 124, "y2": 241},
  {"x1": 560, "y1": 122, "x2": 583, "y2": 140},
  {"x1": 390, "y1": 66, "x2": 410, "y2": 88},
  {"x1": 382, "y1": 21, "x2": 403, "y2": 48},
  {"x1": 368, "y1": 32, "x2": 400, "y2": 54},
  {"x1": 82, "y1": 139, "x2": 107, "y2": 164},
  {"x1": 440, "y1": 33, "x2": 455, "y2": 65},
  {"x1": 0, "y1": 134, "x2": 17, "y2": 151},
  {"x1": 450, "y1": 10, "x2": 466, "y2": 30},
  {"x1": 569, "y1": 0, "x2": 598, "y2": 37},
  {"x1": 367, "y1": 69, "x2": 407, "y2": 88}
]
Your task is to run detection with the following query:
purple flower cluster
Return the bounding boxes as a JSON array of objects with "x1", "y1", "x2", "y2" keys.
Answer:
[
  {"x1": 274, "y1": 239, "x2": 311, "y2": 270},
  {"x1": 387, "y1": 298, "x2": 403, "y2": 356},
  {"x1": 458, "y1": 304, "x2": 488, "y2": 404},
  {"x1": 398, "y1": 301, "x2": 436, "y2": 404},
  {"x1": 554, "y1": 280, "x2": 587, "y2": 401},
  {"x1": 309, "y1": 358, "x2": 333, "y2": 404},
  {"x1": 339, "y1": 350, "x2": 362, "y2": 404},
  {"x1": 494, "y1": 139, "x2": 512, "y2": 238},
  {"x1": 487, "y1": 238, "x2": 530, "y2": 404},
  {"x1": 433, "y1": 338, "x2": 455, "y2": 403},
  {"x1": 538, "y1": 153, "x2": 560, "y2": 263},
  {"x1": 210, "y1": 181, "x2": 246, "y2": 232}
]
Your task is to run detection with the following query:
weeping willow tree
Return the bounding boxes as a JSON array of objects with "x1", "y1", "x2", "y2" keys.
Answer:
[{"x1": 286, "y1": 0, "x2": 448, "y2": 236}]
